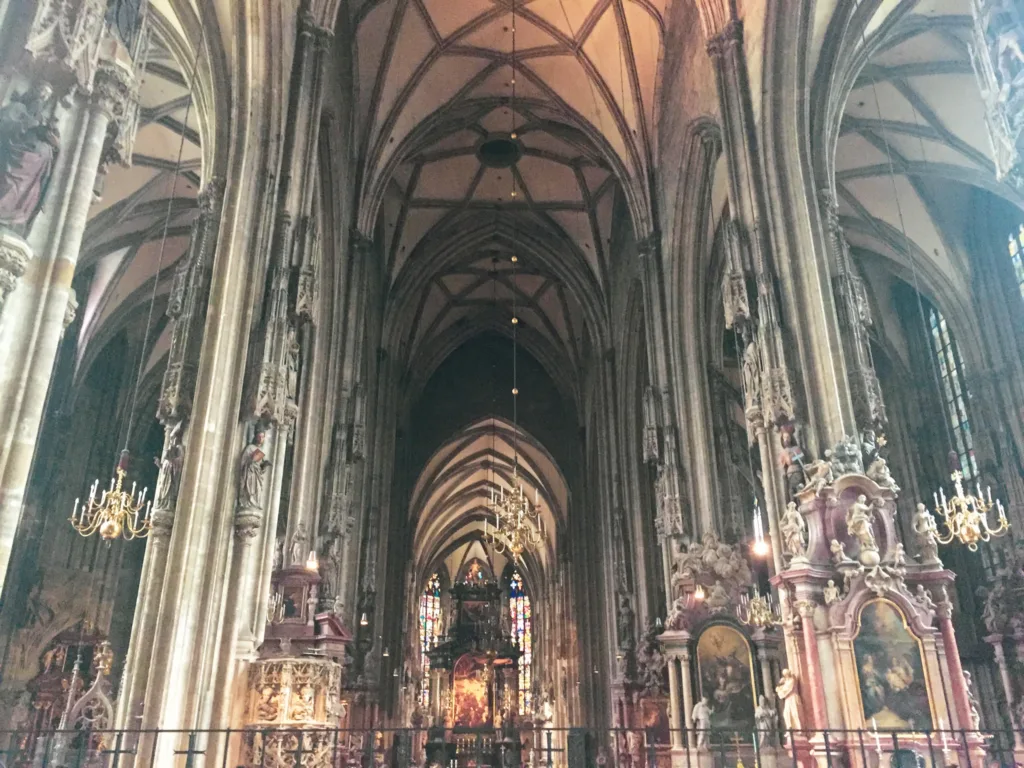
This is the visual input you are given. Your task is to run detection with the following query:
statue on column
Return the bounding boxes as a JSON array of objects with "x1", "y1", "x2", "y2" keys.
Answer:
[
  {"x1": 912, "y1": 503, "x2": 941, "y2": 564},
  {"x1": 780, "y1": 501, "x2": 807, "y2": 561},
  {"x1": 290, "y1": 522, "x2": 309, "y2": 566},
  {"x1": 779, "y1": 428, "x2": 806, "y2": 498},
  {"x1": 774, "y1": 669, "x2": 802, "y2": 735},
  {"x1": 616, "y1": 593, "x2": 635, "y2": 650},
  {"x1": 153, "y1": 421, "x2": 184, "y2": 510},
  {"x1": 0, "y1": 82, "x2": 60, "y2": 235},
  {"x1": 238, "y1": 428, "x2": 272, "y2": 510},
  {"x1": 846, "y1": 494, "x2": 879, "y2": 566},
  {"x1": 754, "y1": 695, "x2": 777, "y2": 747}
]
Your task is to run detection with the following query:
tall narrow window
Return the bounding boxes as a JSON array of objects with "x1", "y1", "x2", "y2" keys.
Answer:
[
  {"x1": 509, "y1": 570, "x2": 532, "y2": 715},
  {"x1": 1008, "y1": 225, "x2": 1024, "y2": 300},
  {"x1": 928, "y1": 308, "x2": 977, "y2": 479},
  {"x1": 419, "y1": 573, "x2": 441, "y2": 708}
]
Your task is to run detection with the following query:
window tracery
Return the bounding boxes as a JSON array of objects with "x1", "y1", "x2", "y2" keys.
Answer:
[
  {"x1": 928, "y1": 308, "x2": 977, "y2": 480},
  {"x1": 508, "y1": 570, "x2": 532, "y2": 716},
  {"x1": 419, "y1": 573, "x2": 441, "y2": 708}
]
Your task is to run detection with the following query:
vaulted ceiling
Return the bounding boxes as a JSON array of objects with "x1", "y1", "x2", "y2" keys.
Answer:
[
  {"x1": 359, "y1": 0, "x2": 662, "y2": 380},
  {"x1": 73, "y1": 33, "x2": 201, "y2": 390},
  {"x1": 835, "y1": 0, "x2": 1023, "y2": 298}
]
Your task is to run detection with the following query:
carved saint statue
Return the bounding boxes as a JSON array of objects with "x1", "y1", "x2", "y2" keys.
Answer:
[
  {"x1": 912, "y1": 503, "x2": 940, "y2": 564},
  {"x1": 780, "y1": 501, "x2": 807, "y2": 561},
  {"x1": 846, "y1": 494, "x2": 879, "y2": 562},
  {"x1": 616, "y1": 593, "x2": 635, "y2": 650},
  {"x1": 153, "y1": 421, "x2": 185, "y2": 510},
  {"x1": 915, "y1": 584, "x2": 936, "y2": 613},
  {"x1": 691, "y1": 697, "x2": 713, "y2": 750},
  {"x1": 238, "y1": 429, "x2": 272, "y2": 510},
  {"x1": 286, "y1": 325, "x2": 300, "y2": 401},
  {"x1": 290, "y1": 521, "x2": 309, "y2": 566},
  {"x1": 0, "y1": 82, "x2": 59, "y2": 234},
  {"x1": 754, "y1": 695, "x2": 777, "y2": 747},
  {"x1": 741, "y1": 341, "x2": 761, "y2": 415},
  {"x1": 775, "y1": 669, "x2": 802, "y2": 735},
  {"x1": 779, "y1": 429, "x2": 806, "y2": 498},
  {"x1": 823, "y1": 580, "x2": 841, "y2": 606}
]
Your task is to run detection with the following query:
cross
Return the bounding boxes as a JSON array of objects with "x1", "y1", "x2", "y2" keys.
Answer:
[
  {"x1": 732, "y1": 733, "x2": 746, "y2": 768},
  {"x1": 103, "y1": 732, "x2": 137, "y2": 768},
  {"x1": 172, "y1": 731, "x2": 206, "y2": 768}
]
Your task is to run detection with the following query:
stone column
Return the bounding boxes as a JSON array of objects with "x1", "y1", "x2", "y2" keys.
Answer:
[
  {"x1": 936, "y1": 601, "x2": 973, "y2": 731},
  {"x1": 756, "y1": 645, "x2": 775, "y2": 702},
  {"x1": 986, "y1": 635, "x2": 1021, "y2": 746},
  {"x1": 666, "y1": 656, "x2": 684, "y2": 748},
  {"x1": 0, "y1": 60, "x2": 137, "y2": 596},
  {"x1": 679, "y1": 645, "x2": 695, "y2": 735}
]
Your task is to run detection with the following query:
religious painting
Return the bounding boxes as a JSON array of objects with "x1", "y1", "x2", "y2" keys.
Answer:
[
  {"x1": 639, "y1": 697, "x2": 670, "y2": 744},
  {"x1": 853, "y1": 599, "x2": 932, "y2": 730},
  {"x1": 696, "y1": 624, "x2": 756, "y2": 736},
  {"x1": 453, "y1": 654, "x2": 490, "y2": 727}
]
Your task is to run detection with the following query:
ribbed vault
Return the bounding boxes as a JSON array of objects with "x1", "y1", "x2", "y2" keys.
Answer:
[
  {"x1": 410, "y1": 417, "x2": 566, "y2": 584},
  {"x1": 834, "y1": 0, "x2": 1023, "y2": 300},
  {"x1": 72, "y1": 32, "x2": 201, "y2": 393}
]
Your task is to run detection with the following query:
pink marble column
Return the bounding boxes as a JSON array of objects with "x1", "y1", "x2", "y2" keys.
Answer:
[
  {"x1": 937, "y1": 605, "x2": 973, "y2": 730},
  {"x1": 796, "y1": 599, "x2": 827, "y2": 731}
]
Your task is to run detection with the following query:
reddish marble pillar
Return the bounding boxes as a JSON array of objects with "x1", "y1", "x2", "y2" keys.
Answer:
[
  {"x1": 796, "y1": 600, "x2": 827, "y2": 730},
  {"x1": 937, "y1": 606, "x2": 973, "y2": 730}
]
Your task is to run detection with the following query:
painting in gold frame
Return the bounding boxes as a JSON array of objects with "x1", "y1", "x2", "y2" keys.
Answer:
[
  {"x1": 695, "y1": 624, "x2": 756, "y2": 736},
  {"x1": 853, "y1": 599, "x2": 933, "y2": 730}
]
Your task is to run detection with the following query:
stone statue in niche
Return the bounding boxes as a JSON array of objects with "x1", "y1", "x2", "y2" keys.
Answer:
[
  {"x1": 290, "y1": 522, "x2": 309, "y2": 566},
  {"x1": 238, "y1": 428, "x2": 271, "y2": 510},
  {"x1": 616, "y1": 593, "x2": 635, "y2": 650},
  {"x1": 665, "y1": 595, "x2": 687, "y2": 631},
  {"x1": 286, "y1": 325, "x2": 300, "y2": 401},
  {"x1": 153, "y1": 421, "x2": 184, "y2": 511},
  {"x1": 780, "y1": 501, "x2": 807, "y2": 561},
  {"x1": 0, "y1": 82, "x2": 60, "y2": 235},
  {"x1": 775, "y1": 668, "x2": 802, "y2": 734},
  {"x1": 912, "y1": 503, "x2": 941, "y2": 564},
  {"x1": 741, "y1": 341, "x2": 761, "y2": 416},
  {"x1": 754, "y1": 695, "x2": 777, "y2": 747},
  {"x1": 846, "y1": 494, "x2": 879, "y2": 566},
  {"x1": 779, "y1": 428, "x2": 806, "y2": 498},
  {"x1": 915, "y1": 585, "x2": 936, "y2": 613},
  {"x1": 823, "y1": 580, "x2": 841, "y2": 605}
]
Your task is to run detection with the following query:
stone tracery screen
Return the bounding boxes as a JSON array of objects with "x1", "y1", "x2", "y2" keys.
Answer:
[
  {"x1": 509, "y1": 570, "x2": 532, "y2": 716},
  {"x1": 419, "y1": 573, "x2": 442, "y2": 708}
]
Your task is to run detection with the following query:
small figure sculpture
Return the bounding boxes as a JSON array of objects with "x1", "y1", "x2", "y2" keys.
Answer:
[
  {"x1": 626, "y1": 730, "x2": 643, "y2": 768},
  {"x1": 803, "y1": 458, "x2": 834, "y2": 495},
  {"x1": 828, "y1": 435, "x2": 863, "y2": 475},
  {"x1": 775, "y1": 669, "x2": 802, "y2": 736},
  {"x1": 915, "y1": 585, "x2": 936, "y2": 613},
  {"x1": 823, "y1": 580, "x2": 841, "y2": 605},
  {"x1": 890, "y1": 542, "x2": 907, "y2": 570},
  {"x1": 754, "y1": 695, "x2": 777, "y2": 748},
  {"x1": 830, "y1": 539, "x2": 850, "y2": 565},
  {"x1": 912, "y1": 503, "x2": 941, "y2": 564},
  {"x1": 153, "y1": 421, "x2": 184, "y2": 510},
  {"x1": 616, "y1": 593, "x2": 636, "y2": 650},
  {"x1": 286, "y1": 325, "x2": 300, "y2": 400},
  {"x1": 846, "y1": 494, "x2": 879, "y2": 566},
  {"x1": 780, "y1": 502, "x2": 807, "y2": 561},
  {"x1": 742, "y1": 341, "x2": 761, "y2": 416},
  {"x1": 290, "y1": 522, "x2": 309, "y2": 566},
  {"x1": 238, "y1": 429, "x2": 272, "y2": 509},
  {"x1": 273, "y1": 536, "x2": 283, "y2": 569},
  {"x1": 666, "y1": 595, "x2": 687, "y2": 631},
  {"x1": 866, "y1": 453, "x2": 899, "y2": 492},
  {"x1": 691, "y1": 696, "x2": 713, "y2": 750},
  {"x1": 706, "y1": 581, "x2": 730, "y2": 611},
  {"x1": 0, "y1": 82, "x2": 60, "y2": 235},
  {"x1": 963, "y1": 671, "x2": 982, "y2": 729},
  {"x1": 779, "y1": 429, "x2": 806, "y2": 498}
]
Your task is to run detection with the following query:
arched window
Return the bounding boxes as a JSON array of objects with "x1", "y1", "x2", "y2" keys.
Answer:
[
  {"x1": 508, "y1": 570, "x2": 532, "y2": 715},
  {"x1": 1009, "y1": 225, "x2": 1024, "y2": 300},
  {"x1": 928, "y1": 307, "x2": 977, "y2": 479},
  {"x1": 419, "y1": 573, "x2": 442, "y2": 708}
]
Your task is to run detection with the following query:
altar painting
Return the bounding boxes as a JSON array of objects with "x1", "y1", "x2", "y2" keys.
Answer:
[
  {"x1": 453, "y1": 654, "x2": 490, "y2": 727},
  {"x1": 853, "y1": 600, "x2": 932, "y2": 730},
  {"x1": 696, "y1": 625, "x2": 756, "y2": 734}
]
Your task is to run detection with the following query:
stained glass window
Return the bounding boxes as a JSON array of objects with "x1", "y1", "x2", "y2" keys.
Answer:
[
  {"x1": 419, "y1": 573, "x2": 442, "y2": 708},
  {"x1": 928, "y1": 307, "x2": 977, "y2": 479},
  {"x1": 509, "y1": 570, "x2": 532, "y2": 715},
  {"x1": 1008, "y1": 225, "x2": 1024, "y2": 300}
]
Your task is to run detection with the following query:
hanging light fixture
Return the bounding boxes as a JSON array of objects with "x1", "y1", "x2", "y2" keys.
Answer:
[
  {"x1": 865, "y1": 56, "x2": 1009, "y2": 552},
  {"x1": 736, "y1": 585, "x2": 780, "y2": 629},
  {"x1": 484, "y1": 0, "x2": 546, "y2": 565},
  {"x1": 70, "y1": 42, "x2": 204, "y2": 542},
  {"x1": 751, "y1": 499, "x2": 769, "y2": 558}
]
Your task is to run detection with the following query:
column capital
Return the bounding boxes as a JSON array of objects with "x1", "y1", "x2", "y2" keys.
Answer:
[
  {"x1": 794, "y1": 599, "x2": 817, "y2": 619},
  {"x1": 234, "y1": 508, "x2": 264, "y2": 541},
  {"x1": 705, "y1": 17, "x2": 743, "y2": 58},
  {"x1": 0, "y1": 232, "x2": 32, "y2": 316},
  {"x1": 299, "y1": 10, "x2": 335, "y2": 51},
  {"x1": 92, "y1": 60, "x2": 141, "y2": 165}
]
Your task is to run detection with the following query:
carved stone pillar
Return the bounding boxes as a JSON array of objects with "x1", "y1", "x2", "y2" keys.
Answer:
[
  {"x1": 794, "y1": 599, "x2": 826, "y2": 730},
  {"x1": 0, "y1": 58, "x2": 138, "y2": 597},
  {"x1": 666, "y1": 656, "x2": 684, "y2": 749}
]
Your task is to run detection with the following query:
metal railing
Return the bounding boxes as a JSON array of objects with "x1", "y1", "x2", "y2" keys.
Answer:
[{"x1": 0, "y1": 725, "x2": 1017, "y2": 768}]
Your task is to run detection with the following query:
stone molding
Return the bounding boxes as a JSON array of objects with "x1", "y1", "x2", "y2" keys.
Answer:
[{"x1": 24, "y1": 0, "x2": 107, "y2": 90}]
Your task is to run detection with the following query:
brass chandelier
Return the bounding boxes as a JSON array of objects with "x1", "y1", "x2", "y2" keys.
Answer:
[
  {"x1": 932, "y1": 470, "x2": 1009, "y2": 552},
  {"x1": 70, "y1": 450, "x2": 151, "y2": 540},
  {"x1": 483, "y1": 0, "x2": 546, "y2": 565},
  {"x1": 736, "y1": 585, "x2": 780, "y2": 629}
]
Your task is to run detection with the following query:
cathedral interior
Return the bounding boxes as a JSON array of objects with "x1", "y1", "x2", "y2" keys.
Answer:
[{"x1": 2, "y1": 0, "x2": 1024, "y2": 766}]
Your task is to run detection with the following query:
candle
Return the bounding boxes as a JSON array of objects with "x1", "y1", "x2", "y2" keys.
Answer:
[{"x1": 871, "y1": 718, "x2": 882, "y2": 753}]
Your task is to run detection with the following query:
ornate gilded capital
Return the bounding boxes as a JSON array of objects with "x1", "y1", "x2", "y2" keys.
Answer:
[{"x1": 0, "y1": 233, "x2": 32, "y2": 315}]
